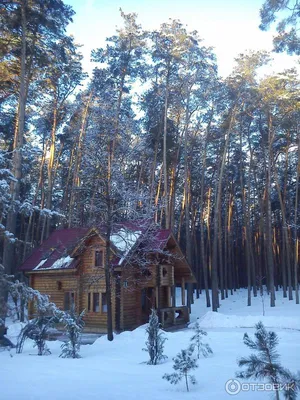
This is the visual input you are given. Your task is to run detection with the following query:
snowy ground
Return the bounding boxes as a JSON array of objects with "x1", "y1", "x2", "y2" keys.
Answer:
[{"x1": 2, "y1": 289, "x2": 300, "y2": 400}]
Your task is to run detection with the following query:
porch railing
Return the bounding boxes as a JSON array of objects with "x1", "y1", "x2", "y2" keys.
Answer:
[{"x1": 159, "y1": 306, "x2": 189, "y2": 328}]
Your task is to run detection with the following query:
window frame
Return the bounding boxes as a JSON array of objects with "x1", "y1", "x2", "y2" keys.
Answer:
[
  {"x1": 87, "y1": 292, "x2": 107, "y2": 314},
  {"x1": 92, "y1": 292, "x2": 100, "y2": 312},
  {"x1": 64, "y1": 291, "x2": 75, "y2": 311},
  {"x1": 88, "y1": 292, "x2": 91, "y2": 312},
  {"x1": 94, "y1": 250, "x2": 104, "y2": 267},
  {"x1": 101, "y1": 292, "x2": 107, "y2": 313}
]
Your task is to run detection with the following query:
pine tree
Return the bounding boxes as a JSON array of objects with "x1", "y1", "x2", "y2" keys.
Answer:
[
  {"x1": 16, "y1": 294, "x2": 62, "y2": 355},
  {"x1": 163, "y1": 345, "x2": 198, "y2": 392},
  {"x1": 89, "y1": 9, "x2": 146, "y2": 342},
  {"x1": 143, "y1": 308, "x2": 167, "y2": 365},
  {"x1": 0, "y1": 265, "x2": 39, "y2": 344},
  {"x1": 259, "y1": 0, "x2": 300, "y2": 55},
  {"x1": 0, "y1": 265, "x2": 14, "y2": 347},
  {"x1": 237, "y1": 321, "x2": 300, "y2": 400},
  {"x1": 190, "y1": 319, "x2": 213, "y2": 359},
  {"x1": 60, "y1": 307, "x2": 85, "y2": 359}
]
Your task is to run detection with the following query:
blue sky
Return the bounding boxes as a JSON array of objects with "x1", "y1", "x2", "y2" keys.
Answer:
[{"x1": 65, "y1": 0, "x2": 296, "y2": 78}]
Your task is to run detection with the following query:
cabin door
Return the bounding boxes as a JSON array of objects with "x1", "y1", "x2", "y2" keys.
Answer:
[{"x1": 141, "y1": 287, "x2": 154, "y2": 323}]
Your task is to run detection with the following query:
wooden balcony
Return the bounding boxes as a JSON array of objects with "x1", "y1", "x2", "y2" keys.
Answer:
[
  {"x1": 139, "y1": 264, "x2": 174, "y2": 288},
  {"x1": 159, "y1": 305, "x2": 189, "y2": 328},
  {"x1": 160, "y1": 264, "x2": 174, "y2": 286}
]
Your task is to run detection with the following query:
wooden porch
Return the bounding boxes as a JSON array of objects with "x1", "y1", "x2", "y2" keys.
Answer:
[
  {"x1": 159, "y1": 305, "x2": 189, "y2": 328},
  {"x1": 153, "y1": 266, "x2": 192, "y2": 329}
]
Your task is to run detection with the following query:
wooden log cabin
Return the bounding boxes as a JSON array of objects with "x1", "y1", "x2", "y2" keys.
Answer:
[{"x1": 19, "y1": 223, "x2": 196, "y2": 332}]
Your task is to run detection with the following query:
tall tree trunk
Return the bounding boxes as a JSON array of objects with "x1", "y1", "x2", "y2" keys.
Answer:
[
  {"x1": 68, "y1": 92, "x2": 92, "y2": 227},
  {"x1": 105, "y1": 199, "x2": 114, "y2": 341},
  {"x1": 294, "y1": 130, "x2": 300, "y2": 304},
  {"x1": 183, "y1": 92, "x2": 193, "y2": 309},
  {"x1": 266, "y1": 113, "x2": 275, "y2": 307},
  {"x1": 3, "y1": 0, "x2": 27, "y2": 276},
  {"x1": 247, "y1": 157, "x2": 257, "y2": 298},
  {"x1": 149, "y1": 134, "x2": 160, "y2": 207},
  {"x1": 218, "y1": 196, "x2": 224, "y2": 300},
  {"x1": 239, "y1": 127, "x2": 251, "y2": 306},
  {"x1": 211, "y1": 106, "x2": 237, "y2": 311},
  {"x1": 163, "y1": 68, "x2": 170, "y2": 229},
  {"x1": 200, "y1": 140, "x2": 211, "y2": 307},
  {"x1": 46, "y1": 102, "x2": 58, "y2": 236},
  {"x1": 154, "y1": 167, "x2": 163, "y2": 224},
  {"x1": 105, "y1": 145, "x2": 114, "y2": 341},
  {"x1": 23, "y1": 142, "x2": 48, "y2": 260},
  {"x1": 273, "y1": 154, "x2": 292, "y2": 300},
  {"x1": 227, "y1": 192, "x2": 234, "y2": 295}
]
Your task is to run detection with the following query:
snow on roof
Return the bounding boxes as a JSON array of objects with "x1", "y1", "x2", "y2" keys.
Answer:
[
  {"x1": 110, "y1": 228, "x2": 141, "y2": 265},
  {"x1": 19, "y1": 224, "x2": 172, "y2": 271},
  {"x1": 19, "y1": 228, "x2": 90, "y2": 272},
  {"x1": 33, "y1": 259, "x2": 47, "y2": 270},
  {"x1": 34, "y1": 256, "x2": 74, "y2": 271}
]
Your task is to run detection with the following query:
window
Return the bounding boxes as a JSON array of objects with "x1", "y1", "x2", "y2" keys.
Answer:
[
  {"x1": 102, "y1": 293, "x2": 107, "y2": 313},
  {"x1": 93, "y1": 293, "x2": 100, "y2": 312},
  {"x1": 87, "y1": 293, "x2": 107, "y2": 313},
  {"x1": 141, "y1": 268, "x2": 152, "y2": 278},
  {"x1": 95, "y1": 250, "x2": 103, "y2": 267},
  {"x1": 141, "y1": 289, "x2": 146, "y2": 310},
  {"x1": 64, "y1": 292, "x2": 75, "y2": 311},
  {"x1": 88, "y1": 293, "x2": 91, "y2": 312}
]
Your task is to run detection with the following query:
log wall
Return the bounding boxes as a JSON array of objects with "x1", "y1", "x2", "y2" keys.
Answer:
[{"x1": 28, "y1": 271, "x2": 79, "y2": 315}]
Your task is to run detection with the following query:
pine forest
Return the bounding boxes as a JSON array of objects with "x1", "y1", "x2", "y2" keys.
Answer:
[{"x1": 1, "y1": 0, "x2": 300, "y2": 314}]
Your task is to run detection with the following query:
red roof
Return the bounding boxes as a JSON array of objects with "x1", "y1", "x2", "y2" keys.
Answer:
[
  {"x1": 19, "y1": 228, "x2": 90, "y2": 271},
  {"x1": 152, "y1": 229, "x2": 171, "y2": 250},
  {"x1": 18, "y1": 223, "x2": 172, "y2": 272}
]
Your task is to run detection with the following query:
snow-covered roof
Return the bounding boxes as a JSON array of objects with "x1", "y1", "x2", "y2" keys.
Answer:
[
  {"x1": 33, "y1": 259, "x2": 47, "y2": 270},
  {"x1": 110, "y1": 228, "x2": 141, "y2": 265},
  {"x1": 18, "y1": 224, "x2": 175, "y2": 272},
  {"x1": 19, "y1": 228, "x2": 90, "y2": 272},
  {"x1": 33, "y1": 256, "x2": 74, "y2": 271}
]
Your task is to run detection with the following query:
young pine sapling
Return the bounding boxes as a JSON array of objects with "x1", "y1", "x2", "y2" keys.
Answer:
[
  {"x1": 16, "y1": 294, "x2": 62, "y2": 355},
  {"x1": 190, "y1": 319, "x2": 213, "y2": 359},
  {"x1": 163, "y1": 345, "x2": 198, "y2": 392},
  {"x1": 237, "y1": 321, "x2": 300, "y2": 400},
  {"x1": 60, "y1": 307, "x2": 85, "y2": 359},
  {"x1": 257, "y1": 276, "x2": 266, "y2": 316},
  {"x1": 143, "y1": 309, "x2": 167, "y2": 365}
]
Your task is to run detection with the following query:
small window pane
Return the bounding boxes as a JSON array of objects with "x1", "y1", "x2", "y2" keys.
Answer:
[
  {"x1": 64, "y1": 292, "x2": 75, "y2": 311},
  {"x1": 64, "y1": 293, "x2": 70, "y2": 311},
  {"x1": 102, "y1": 293, "x2": 107, "y2": 313},
  {"x1": 95, "y1": 251, "x2": 103, "y2": 267},
  {"x1": 70, "y1": 292, "x2": 75, "y2": 308},
  {"x1": 88, "y1": 293, "x2": 91, "y2": 311},
  {"x1": 93, "y1": 293, "x2": 100, "y2": 312}
]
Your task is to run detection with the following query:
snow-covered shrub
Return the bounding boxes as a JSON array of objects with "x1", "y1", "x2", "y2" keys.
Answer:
[
  {"x1": 0, "y1": 152, "x2": 14, "y2": 225},
  {"x1": 60, "y1": 307, "x2": 85, "y2": 359},
  {"x1": 0, "y1": 265, "x2": 11, "y2": 325},
  {"x1": 163, "y1": 345, "x2": 198, "y2": 392},
  {"x1": 17, "y1": 319, "x2": 52, "y2": 355},
  {"x1": 9, "y1": 279, "x2": 40, "y2": 322},
  {"x1": 0, "y1": 264, "x2": 50, "y2": 327},
  {"x1": 190, "y1": 319, "x2": 213, "y2": 359},
  {"x1": 237, "y1": 321, "x2": 300, "y2": 400},
  {"x1": 0, "y1": 265, "x2": 15, "y2": 347},
  {"x1": 16, "y1": 294, "x2": 62, "y2": 355},
  {"x1": 143, "y1": 308, "x2": 167, "y2": 365}
]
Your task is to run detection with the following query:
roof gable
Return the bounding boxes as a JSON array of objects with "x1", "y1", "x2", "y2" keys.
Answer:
[
  {"x1": 19, "y1": 223, "x2": 195, "y2": 282},
  {"x1": 19, "y1": 228, "x2": 90, "y2": 272}
]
